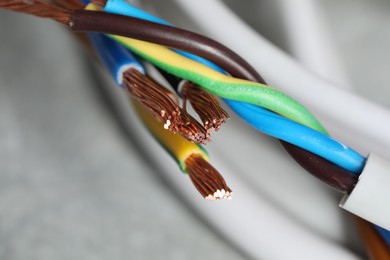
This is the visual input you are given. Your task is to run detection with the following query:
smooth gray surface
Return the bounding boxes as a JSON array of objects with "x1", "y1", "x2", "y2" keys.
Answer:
[{"x1": 0, "y1": 11, "x2": 246, "y2": 260}]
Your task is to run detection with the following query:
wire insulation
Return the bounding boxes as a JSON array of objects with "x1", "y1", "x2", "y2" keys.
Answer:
[
  {"x1": 227, "y1": 100, "x2": 365, "y2": 173},
  {"x1": 96, "y1": 2, "x2": 362, "y2": 189}
]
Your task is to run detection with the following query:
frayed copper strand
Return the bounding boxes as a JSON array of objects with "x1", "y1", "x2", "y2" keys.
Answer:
[
  {"x1": 124, "y1": 69, "x2": 210, "y2": 144},
  {"x1": 181, "y1": 81, "x2": 229, "y2": 131},
  {"x1": 185, "y1": 154, "x2": 232, "y2": 200},
  {"x1": 0, "y1": 0, "x2": 71, "y2": 25},
  {"x1": 177, "y1": 111, "x2": 210, "y2": 145},
  {"x1": 123, "y1": 69, "x2": 182, "y2": 133}
]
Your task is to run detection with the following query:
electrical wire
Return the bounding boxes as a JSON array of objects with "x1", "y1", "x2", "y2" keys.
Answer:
[
  {"x1": 132, "y1": 99, "x2": 232, "y2": 200},
  {"x1": 94, "y1": 1, "x2": 362, "y2": 190},
  {"x1": 98, "y1": 0, "x2": 225, "y2": 74},
  {"x1": 106, "y1": 70, "x2": 362, "y2": 260},
  {"x1": 88, "y1": 31, "x2": 231, "y2": 199},
  {"x1": 169, "y1": 0, "x2": 390, "y2": 158},
  {"x1": 70, "y1": 7, "x2": 328, "y2": 136},
  {"x1": 226, "y1": 100, "x2": 364, "y2": 173},
  {"x1": 88, "y1": 32, "x2": 211, "y2": 143},
  {"x1": 123, "y1": 69, "x2": 211, "y2": 144},
  {"x1": 180, "y1": 81, "x2": 230, "y2": 131},
  {"x1": 70, "y1": 8, "x2": 260, "y2": 82},
  {"x1": 0, "y1": 0, "x2": 71, "y2": 24},
  {"x1": 0, "y1": 0, "x2": 363, "y2": 190},
  {"x1": 107, "y1": 35, "x2": 327, "y2": 134},
  {"x1": 0, "y1": 1, "x2": 374, "y2": 259}
]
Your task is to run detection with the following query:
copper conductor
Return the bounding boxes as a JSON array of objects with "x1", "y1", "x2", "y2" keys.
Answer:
[
  {"x1": 0, "y1": 0, "x2": 71, "y2": 25},
  {"x1": 181, "y1": 81, "x2": 229, "y2": 131},
  {"x1": 124, "y1": 69, "x2": 210, "y2": 144},
  {"x1": 185, "y1": 154, "x2": 232, "y2": 200},
  {"x1": 123, "y1": 69, "x2": 182, "y2": 133}
]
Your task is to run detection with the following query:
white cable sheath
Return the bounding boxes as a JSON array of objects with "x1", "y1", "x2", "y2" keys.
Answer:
[
  {"x1": 276, "y1": 0, "x2": 352, "y2": 89},
  {"x1": 340, "y1": 153, "x2": 390, "y2": 230},
  {"x1": 165, "y1": 0, "x2": 390, "y2": 159},
  {"x1": 99, "y1": 72, "x2": 361, "y2": 259}
]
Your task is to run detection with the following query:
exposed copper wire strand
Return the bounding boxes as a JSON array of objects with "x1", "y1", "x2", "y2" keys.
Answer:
[
  {"x1": 123, "y1": 69, "x2": 182, "y2": 133},
  {"x1": 123, "y1": 69, "x2": 210, "y2": 144},
  {"x1": 185, "y1": 154, "x2": 232, "y2": 200},
  {"x1": 181, "y1": 81, "x2": 229, "y2": 131},
  {"x1": 0, "y1": 0, "x2": 71, "y2": 25}
]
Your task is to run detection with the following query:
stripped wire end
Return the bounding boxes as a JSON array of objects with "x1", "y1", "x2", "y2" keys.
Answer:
[
  {"x1": 123, "y1": 69, "x2": 182, "y2": 133},
  {"x1": 177, "y1": 110, "x2": 210, "y2": 145},
  {"x1": 181, "y1": 81, "x2": 230, "y2": 132},
  {"x1": 0, "y1": 0, "x2": 71, "y2": 25},
  {"x1": 124, "y1": 69, "x2": 209, "y2": 144},
  {"x1": 185, "y1": 154, "x2": 233, "y2": 200}
]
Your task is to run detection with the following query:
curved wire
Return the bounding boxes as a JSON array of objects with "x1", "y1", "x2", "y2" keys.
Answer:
[
  {"x1": 103, "y1": 0, "x2": 224, "y2": 74},
  {"x1": 74, "y1": 6, "x2": 325, "y2": 133},
  {"x1": 226, "y1": 99, "x2": 365, "y2": 173},
  {"x1": 83, "y1": 0, "x2": 364, "y2": 179},
  {"x1": 82, "y1": 4, "x2": 363, "y2": 190},
  {"x1": 88, "y1": 32, "x2": 208, "y2": 171},
  {"x1": 132, "y1": 99, "x2": 208, "y2": 172},
  {"x1": 109, "y1": 35, "x2": 328, "y2": 134}
]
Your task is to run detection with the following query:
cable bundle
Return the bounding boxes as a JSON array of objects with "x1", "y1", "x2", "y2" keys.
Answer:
[{"x1": 1, "y1": 0, "x2": 390, "y2": 258}]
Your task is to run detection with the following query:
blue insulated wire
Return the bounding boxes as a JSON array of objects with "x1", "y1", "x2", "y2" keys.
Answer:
[
  {"x1": 88, "y1": 33, "x2": 145, "y2": 85},
  {"x1": 225, "y1": 99, "x2": 365, "y2": 174},
  {"x1": 98, "y1": 0, "x2": 366, "y2": 175}
]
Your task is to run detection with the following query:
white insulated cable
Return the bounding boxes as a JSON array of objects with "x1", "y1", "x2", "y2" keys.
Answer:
[{"x1": 275, "y1": 0, "x2": 352, "y2": 89}]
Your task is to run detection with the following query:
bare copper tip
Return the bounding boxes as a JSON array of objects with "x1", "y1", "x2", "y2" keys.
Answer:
[
  {"x1": 185, "y1": 154, "x2": 233, "y2": 200},
  {"x1": 177, "y1": 110, "x2": 210, "y2": 145},
  {"x1": 181, "y1": 81, "x2": 230, "y2": 132},
  {"x1": 123, "y1": 69, "x2": 182, "y2": 133},
  {"x1": 124, "y1": 69, "x2": 210, "y2": 144}
]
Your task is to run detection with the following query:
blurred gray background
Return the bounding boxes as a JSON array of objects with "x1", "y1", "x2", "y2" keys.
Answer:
[{"x1": 1, "y1": 0, "x2": 390, "y2": 259}]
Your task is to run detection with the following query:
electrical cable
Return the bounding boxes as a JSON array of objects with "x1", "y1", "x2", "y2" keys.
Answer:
[
  {"x1": 70, "y1": 8, "x2": 260, "y2": 83},
  {"x1": 100, "y1": 0, "x2": 225, "y2": 74},
  {"x1": 88, "y1": 31, "x2": 231, "y2": 199},
  {"x1": 69, "y1": 6, "x2": 328, "y2": 135},
  {"x1": 88, "y1": 32, "x2": 210, "y2": 143},
  {"x1": 107, "y1": 35, "x2": 327, "y2": 134},
  {"x1": 0, "y1": 1, "x2": 363, "y2": 191},
  {"x1": 0, "y1": 1, "x2": 380, "y2": 259},
  {"x1": 132, "y1": 99, "x2": 232, "y2": 200},
  {"x1": 102, "y1": 67, "x2": 362, "y2": 260},
  {"x1": 168, "y1": 0, "x2": 390, "y2": 158},
  {"x1": 226, "y1": 100, "x2": 364, "y2": 174},
  {"x1": 97, "y1": 0, "x2": 362, "y2": 187},
  {"x1": 96, "y1": 1, "x2": 362, "y2": 191}
]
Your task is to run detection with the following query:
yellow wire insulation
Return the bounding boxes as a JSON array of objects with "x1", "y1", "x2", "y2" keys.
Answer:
[{"x1": 131, "y1": 99, "x2": 208, "y2": 172}]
